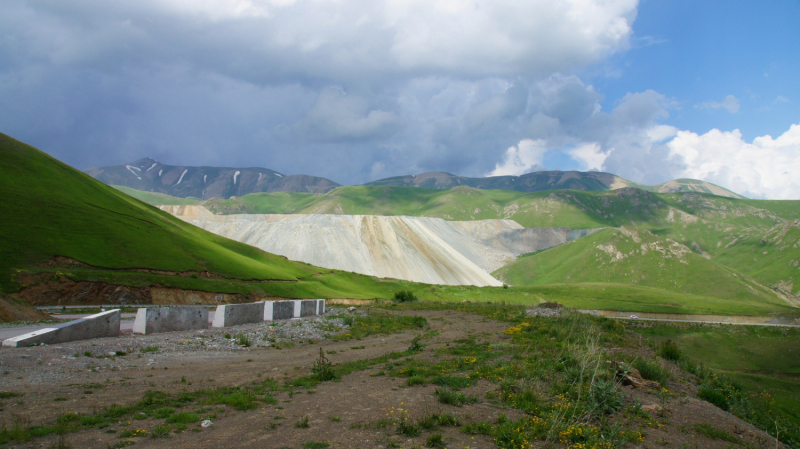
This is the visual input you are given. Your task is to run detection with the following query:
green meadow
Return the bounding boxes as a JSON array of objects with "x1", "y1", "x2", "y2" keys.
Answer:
[{"x1": 632, "y1": 321, "x2": 800, "y2": 425}]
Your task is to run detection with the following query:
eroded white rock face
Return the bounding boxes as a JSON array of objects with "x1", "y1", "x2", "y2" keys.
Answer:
[{"x1": 160, "y1": 206, "x2": 598, "y2": 287}]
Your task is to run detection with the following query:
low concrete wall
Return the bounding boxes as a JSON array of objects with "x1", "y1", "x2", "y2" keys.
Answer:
[
  {"x1": 300, "y1": 300, "x2": 317, "y2": 317},
  {"x1": 272, "y1": 301, "x2": 294, "y2": 320},
  {"x1": 133, "y1": 306, "x2": 208, "y2": 335},
  {"x1": 212, "y1": 302, "x2": 265, "y2": 328},
  {"x1": 2, "y1": 310, "x2": 120, "y2": 347},
  {"x1": 317, "y1": 299, "x2": 326, "y2": 315},
  {"x1": 263, "y1": 299, "x2": 326, "y2": 321}
]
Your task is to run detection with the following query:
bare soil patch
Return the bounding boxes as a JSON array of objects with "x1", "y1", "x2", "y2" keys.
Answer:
[{"x1": 0, "y1": 307, "x2": 785, "y2": 448}]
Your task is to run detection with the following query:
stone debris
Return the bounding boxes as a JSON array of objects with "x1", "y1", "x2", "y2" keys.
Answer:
[
  {"x1": 201, "y1": 420, "x2": 213, "y2": 428},
  {"x1": 525, "y1": 308, "x2": 561, "y2": 317},
  {"x1": 0, "y1": 308, "x2": 361, "y2": 385},
  {"x1": 612, "y1": 361, "x2": 662, "y2": 390}
]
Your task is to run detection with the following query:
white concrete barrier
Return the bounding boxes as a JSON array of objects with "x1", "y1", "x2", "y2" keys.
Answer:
[
  {"x1": 133, "y1": 306, "x2": 208, "y2": 335},
  {"x1": 212, "y1": 302, "x2": 265, "y2": 328},
  {"x1": 2, "y1": 310, "x2": 120, "y2": 347},
  {"x1": 263, "y1": 299, "x2": 326, "y2": 321}
]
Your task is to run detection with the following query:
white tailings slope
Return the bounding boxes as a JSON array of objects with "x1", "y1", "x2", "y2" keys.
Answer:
[{"x1": 161, "y1": 206, "x2": 600, "y2": 287}]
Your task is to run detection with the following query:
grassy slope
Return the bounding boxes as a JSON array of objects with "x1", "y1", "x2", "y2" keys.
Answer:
[
  {"x1": 109, "y1": 184, "x2": 800, "y2": 313},
  {"x1": 0, "y1": 133, "x2": 410, "y2": 299},
  {"x1": 634, "y1": 322, "x2": 800, "y2": 425},
  {"x1": 193, "y1": 186, "x2": 799, "y2": 296},
  {"x1": 492, "y1": 227, "x2": 790, "y2": 310},
  {"x1": 113, "y1": 185, "x2": 200, "y2": 205}
]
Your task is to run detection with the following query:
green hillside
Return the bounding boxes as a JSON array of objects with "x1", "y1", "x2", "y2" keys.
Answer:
[
  {"x1": 101, "y1": 180, "x2": 800, "y2": 314},
  {"x1": 126, "y1": 184, "x2": 800, "y2": 302},
  {"x1": 493, "y1": 227, "x2": 786, "y2": 307},
  {"x1": 0, "y1": 132, "x2": 411, "y2": 300},
  {"x1": 112, "y1": 185, "x2": 201, "y2": 205}
]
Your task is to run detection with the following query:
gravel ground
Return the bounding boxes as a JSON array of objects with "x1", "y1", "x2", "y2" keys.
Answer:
[{"x1": 0, "y1": 307, "x2": 363, "y2": 386}]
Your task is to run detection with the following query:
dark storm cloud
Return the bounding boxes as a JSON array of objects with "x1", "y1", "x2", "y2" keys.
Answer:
[{"x1": 1, "y1": 0, "x2": 657, "y2": 184}]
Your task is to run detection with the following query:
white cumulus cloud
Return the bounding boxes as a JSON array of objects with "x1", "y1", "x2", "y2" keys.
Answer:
[
  {"x1": 696, "y1": 95, "x2": 740, "y2": 113},
  {"x1": 667, "y1": 124, "x2": 800, "y2": 199},
  {"x1": 487, "y1": 139, "x2": 549, "y2": 176}
]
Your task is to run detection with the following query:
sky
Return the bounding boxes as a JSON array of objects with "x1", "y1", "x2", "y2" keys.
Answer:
[{"x1": 1, "y1": 0, "x2": 799, "y2": 199}]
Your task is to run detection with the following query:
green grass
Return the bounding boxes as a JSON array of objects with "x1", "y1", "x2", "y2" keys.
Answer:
[
  {"x1": 0, "y1": 132, "x2": 311, "y2": 292},
  {"x1": 126, "y1": 183, "x2": 800, "y2": 310},
  {"x1": 632, "y1": 321, "x2": 800, "y2": 425},
  {"x1": 111, "y1": 186, "x2": 200, "y2": 205},
  {"x1": 493, "y1": 227, "x2": 789, "y2": 307},
  {"x1": 0, "y1": 132, "x2": 434, "y2": 300}
]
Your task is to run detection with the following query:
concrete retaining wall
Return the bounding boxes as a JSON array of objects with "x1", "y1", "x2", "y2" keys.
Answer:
[
  {"x1": 2, "y1": 310, "x2": 120, "y2": 347},
  {"x1": 263, "y1": 299, "x2": 325, "y2": 321},
  {"x1": 212, "y1": 302, "x2": 265, "y2": 328},
  {"x1": 272, "y1": 301, "x2": 295, "y2": 320},
  {"x1": 133, "y1": 306, "x2": 208, "y2": 335}
]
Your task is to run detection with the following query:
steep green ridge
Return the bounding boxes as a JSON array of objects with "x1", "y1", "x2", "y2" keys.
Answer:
[{"x1": 0, "y1": 132, "x2": 388, "y2": 296}]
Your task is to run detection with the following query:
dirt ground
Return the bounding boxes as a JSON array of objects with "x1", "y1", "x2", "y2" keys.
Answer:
[{"x1": 0, "y1": 308, "x2": 784, "y2": 449}]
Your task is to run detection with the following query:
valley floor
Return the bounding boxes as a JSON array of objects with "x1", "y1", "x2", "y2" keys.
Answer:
[{"x1": 0, "y1": 304, "x2": 792, "y2": 449}]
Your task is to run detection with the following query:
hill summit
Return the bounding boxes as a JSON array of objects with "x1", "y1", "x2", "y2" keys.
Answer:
[{"x1": 365, "y1": 170, "x2": 744, "y2": 199}]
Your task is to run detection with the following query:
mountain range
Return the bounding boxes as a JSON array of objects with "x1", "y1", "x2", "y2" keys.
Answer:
[
  {"x1": 86, "y1": 159, "x2": 744, "y2": 199},
  {"x1": 84, "y1": 158, "x2": 340, "y2": 199}
]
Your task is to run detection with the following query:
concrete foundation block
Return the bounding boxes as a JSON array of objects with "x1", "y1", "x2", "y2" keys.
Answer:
[
  {"x1": 300, "y1": 300, "x2": 317, "y2": 317},
  {"x1": 212, "y1": 302, "x2": 265, "y2": 328},
  {"x1": 317, "y1": 299, "x2": 326, "y2": 315},
  {"x1": 2, "y1": 310, "x2": 120, "y2": 347},
  {"x1": 133, "y1": 307, "x2": 208, "y2": 335},
  {"x1": 293, "y1": 300, "x2": 302, "y2": 318},
  {"x1": 272, "y1": 301, "x2": 294, "y2": 320}
]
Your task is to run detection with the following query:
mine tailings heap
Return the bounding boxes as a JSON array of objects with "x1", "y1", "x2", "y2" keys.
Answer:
[{"x1": 161, "y1": 206, "x2": 601, "y2": 287}]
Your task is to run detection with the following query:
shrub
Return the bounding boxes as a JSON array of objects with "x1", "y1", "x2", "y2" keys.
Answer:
[
  {"x1": 406, "y1": 376, "x2": 426, "y2": 386},
  {"x1": 632, "y1": 358, "x2": 670, "y2": 386},
  {"x1": 392, "y1": 290, "x2": 417, "y2": 303},
  {"x1": 657, "y1": 339, "x2": 682, "y2": 362},
  {"x1": 234, "y1": 333, "x2": 251, "y2": 347},
  {"x1": 295, "y1": 415, "x2": 310, "y2": 428},
  {"x1": 396, "y1": 420, "x2": 420, "y2": 437},
  {"x1": 425, "y1": 433, "x2": 446, "y2": 448},
  {"x1": 311, "y1": 348, "x2": 336, "y2": 381},
  {"x1": 408, "y1": 336, "x2": 425, "y2": 352},
  {"x1": 698, "y1": 387, "x2": 730, "y2": 411},
  {"x1": 434, "y1": 389, "x2": 479, "y2": 407},
  {"x1": 590, "y1": 379, "x2": 623, "y2": 416}
]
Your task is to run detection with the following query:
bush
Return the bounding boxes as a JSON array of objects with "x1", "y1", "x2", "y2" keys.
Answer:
[
  {"x1": 590, "y1": 380, "x2": 623, "y2": 416},
  {"x1": 698, "y1": 387, "x2": 730, "y2": 411},
  {"x1": 632, "y1": 358, "x2": 670, "y2": 386},
  {"x1": 434, "y1": 389, "x2": 479, "y2": 407},
  {"x1": 425, "y1": 433, "x2": 446, "y2": 448},
  {"x1": 234, "y1": 333, "x2": 251, "y2": 347},
  {"x1": 657, "y1": 339, "x2": 682, "y2": 362},
  {"x1": 311, "y1": 348, "x2": 336, "y2": 381},
  {"x1": 393, "y1": 290, "x2": 417, "y2": 303}
]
